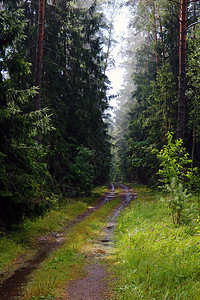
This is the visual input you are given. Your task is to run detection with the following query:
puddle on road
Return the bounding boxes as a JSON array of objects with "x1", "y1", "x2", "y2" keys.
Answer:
[
  {"x1": 102, "y1": 183, "x2": 115, "y2": 204},
  {"x1": 98, "y1": 183, "x2": 138, "y2": 257}
]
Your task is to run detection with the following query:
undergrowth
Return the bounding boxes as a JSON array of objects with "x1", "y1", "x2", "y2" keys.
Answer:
[{"x1": 112, "y1": 185, "x2": 200, "y2": 300}]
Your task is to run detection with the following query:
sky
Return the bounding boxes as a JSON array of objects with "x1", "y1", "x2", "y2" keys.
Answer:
[{"x1": 105, "y1": 4, "x2": 130, "y2": 110}]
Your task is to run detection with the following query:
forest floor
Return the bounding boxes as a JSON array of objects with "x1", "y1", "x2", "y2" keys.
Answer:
[{"x1": 0, "y1": 183, "x2": 137, "y2": 300}]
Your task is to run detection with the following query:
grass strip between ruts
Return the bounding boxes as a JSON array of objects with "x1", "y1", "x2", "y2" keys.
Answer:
[{"x1": 22, "y1": 197, "x2": 120, "y2": 299}]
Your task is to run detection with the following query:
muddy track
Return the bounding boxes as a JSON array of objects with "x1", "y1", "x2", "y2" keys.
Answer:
[
  {"x1": 66, "y1": 183, "x2": 138, "y2": 300},
  {"x1": 0, "y1": 183, "x2": 137, "y2": 300}
]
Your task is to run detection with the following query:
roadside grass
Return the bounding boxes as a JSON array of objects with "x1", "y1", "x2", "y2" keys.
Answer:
[
  {"x1": 111, "y1": 185, "x2": 200, "y2": 300},
  {"x1": 13, "y1": 201, "x2": 88, "y2": 246},
  {"x1": 0, "y1": 186, "x2": 108, "y2": 277},
  {"x1": 22, "y1": 197, "x2": 120, "y2": 299},
  {"x1": 0, "y1": 238, "x2": 25, "y2": 272}
]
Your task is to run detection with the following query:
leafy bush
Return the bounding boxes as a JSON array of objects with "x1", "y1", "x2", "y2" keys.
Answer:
[
  {"x1": 152, "y1": 132, "x2": 200, "y2": 225},
  {"x1": 153, "y1": 132, "x2": 192, "y2": 188}
]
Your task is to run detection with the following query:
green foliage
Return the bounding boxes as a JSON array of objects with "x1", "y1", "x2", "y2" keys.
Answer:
[
  {"x1": 0, "y1": 7, "x2": 53, "y2": 229},
  {"x1": 0, "y1": 1, "x2": 112, "y2": 229},
  {"x1": 154, "y1": 132, "x2": 192, "y2": 187},
  {"x1": 0, "y1": 92, "x2": 53, "y2": 227},
  {"x1": 69, "y1": 146, "x2": 95, "y2": 195},
  {"x1": 35, "y1": 0, "x2": 111, "y2": 192},
  {"x1": 153, "y1": 132, "x2": 200, "y2": 225},
  {"x1": 186, "y1": 32, "x2": 200, "y2": 162},
  {"x1": 161, "y1": 177, "x2": 191, "y2": 225},
  {"x1": 189, "y1": 168, "x2": 200, "y2": 200},
  {"x1": 147, "y1": 63, "x2": 177, "y2": 141}
]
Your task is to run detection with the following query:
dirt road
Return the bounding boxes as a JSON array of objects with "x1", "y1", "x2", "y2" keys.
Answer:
[
  {"x1": 0, "y1": 183, "x2": 137, "y2": 300},
  {"x1": 65, "y1": 183, "x2": 137, "y2": 300}
]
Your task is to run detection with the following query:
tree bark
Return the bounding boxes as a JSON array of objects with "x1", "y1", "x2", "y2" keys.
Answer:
[
  {"x1": 177, "y1": 0, "x2": 187, "y2": 140},
  {"x1": 191, "y1": 0, "x2": 197, "y2": 167},
  {"x1": 34, "y1": 0, "x2": 45, "y2": 110},
  {"x1": 158, "y1": 12, "x2": 165, "y2": 62},
  {"x1": 193, "y1": 0, "x2": 196, "y2": 39},
  {"x1": 153, "y1": 3, "x2": 159, "y2": 72}
]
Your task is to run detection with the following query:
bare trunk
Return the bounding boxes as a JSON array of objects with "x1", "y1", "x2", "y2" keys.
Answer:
[
  {"x1": 193, "y1": 0, "x2": 196, "y2": 39},
  {"x1": 34, "y1": 0, "x2": 45, "y2": 111},
  {"x1": 30, "y1": 0, "x2": 36, "y2": 75},
  {"x1": 153, "y1": 3, "x2": 159, "y2": 72},
  {"x1": 191, "y1": 0, "x2": 197, "y2": 166},
  {"x1": 172, "y1": 211, "x2": 175, "y2": 225},
  {"x1": 158, "y1": 12, "x2": 165, "y2": 62},
  {"x1": 177, "y1": 0, "x2": 187, "y2": 140},
  {"x1": 103, "y1": 5, "x2": 115, "y2": 76},
  {"x1": 191, "y1": 126, "x2": 196, "y2": 169},
  {"x1": 177, "y1": 210, "x2": 181, "y2": 225}
]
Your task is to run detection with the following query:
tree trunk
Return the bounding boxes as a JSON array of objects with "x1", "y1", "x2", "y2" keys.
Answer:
[
  {"x1": 158, "y1": 12, "x2": 165, "y2": 62},
  {"x1": 177, "y1": 209, "x2": 181, "y2": 225},
  {"x1": 177, "y1": 0, "x2": 187, "y2": 140},
  {"x1": 34, "y1": 0, "x2": 45, "y2": 111},
  {"x1": 153, "y1": 3, "x2": 159, "y2": 72},
  {"x1": 191, "y1": 0, "x2": 197, "y2": 166},
  {"x1": 193, "y1": 0, "x2": 196, "y2": 39},
  {"x1": 30, "y1": 0, "x2": 36, "y2": 75}
]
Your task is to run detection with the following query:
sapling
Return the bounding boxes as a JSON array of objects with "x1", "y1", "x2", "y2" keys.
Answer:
[
  {"x1": 154, "y1": 132, "x2": 194, "y2": 225},
  {"x1": 162, "y1": 177, "x2": 191, "y2": 225}
]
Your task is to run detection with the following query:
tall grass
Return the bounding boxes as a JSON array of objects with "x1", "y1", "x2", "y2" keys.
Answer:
[
  {"x1": 0, "y1": 238, "x2": 25, "y2": 272},
  {"x1": 112, "y1": 186, "x2": 200, "y2": 300}
]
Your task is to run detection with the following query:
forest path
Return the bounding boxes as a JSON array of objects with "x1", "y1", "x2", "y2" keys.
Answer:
[
  {"x1": 0, "y1": 183, "x2": 137, "y2": 300},
  {"x1": 65, "y1": 183, "x2": 137, "y2": 300}
]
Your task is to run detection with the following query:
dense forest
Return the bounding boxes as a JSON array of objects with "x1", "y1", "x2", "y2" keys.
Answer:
[
  {"x1": 2, "y1": 2, "x2": 200, "y2": 298},
  {"x1": 1, "y1": 0, "x2": 200, "y2": 230},
  {"x1": 113, "y1": 0, "x2": 200, "y2": 188},
  {"x1": 0, "y1": 0, "x2": 112, "y2": 229}
]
